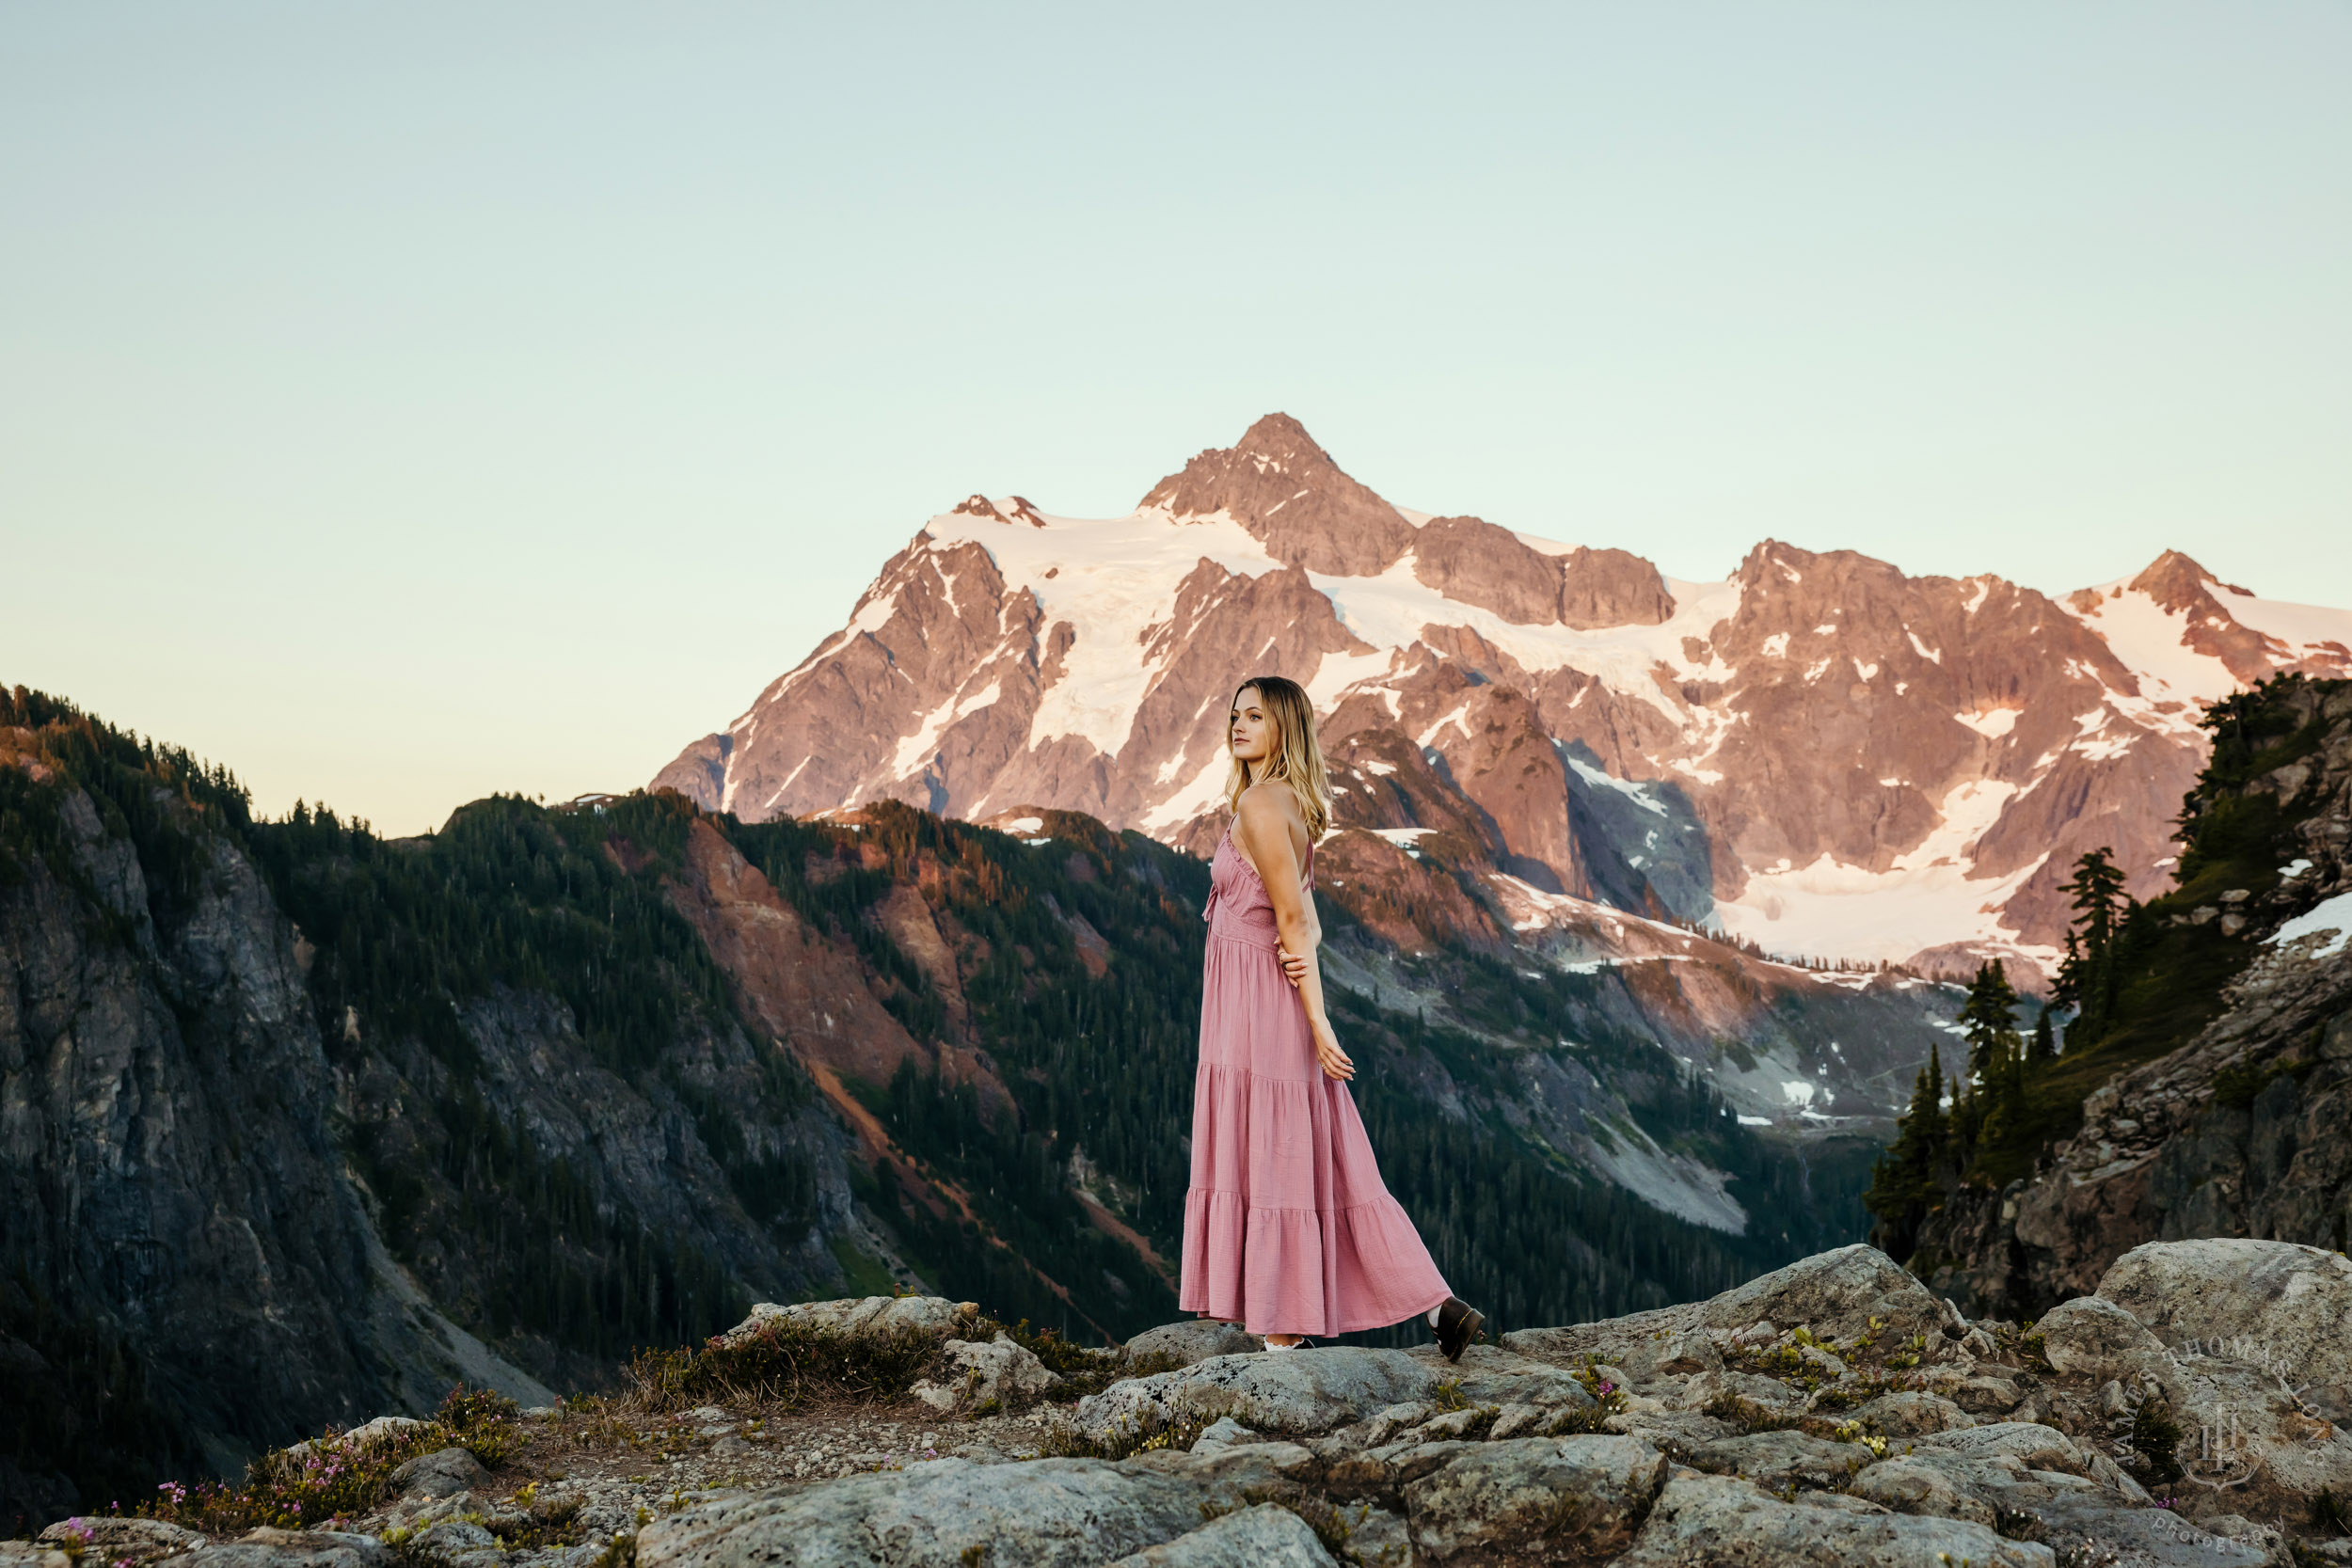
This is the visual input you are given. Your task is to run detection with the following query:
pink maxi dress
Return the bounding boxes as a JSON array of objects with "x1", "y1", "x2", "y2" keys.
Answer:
[{"x1": 1178, "y1": 825, "x2": 1452, "y2": 1338}]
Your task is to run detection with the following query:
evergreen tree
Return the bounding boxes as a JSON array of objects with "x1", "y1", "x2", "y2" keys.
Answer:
[
  {"x1": 2028, "y1": 1006, "x2": 2058, "y2": 1063},
  {"x1": 1957, "y1": 960, "x2": 2024, "y2": 1087},
  {"x1": 2061, "y1": 847, "x2": 2128, "y2": 951},
  {"x1": 2058, "y1": 847, "x2": 2129, "y2": 1037},
  {"x1": 1864, "y1": 1041, "x2": 1951, "y2": 1260}
]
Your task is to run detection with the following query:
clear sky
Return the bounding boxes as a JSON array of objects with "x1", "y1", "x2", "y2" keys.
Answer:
[{"x1": 5, "y1": 3, "x2": 2346, "y2": 836}]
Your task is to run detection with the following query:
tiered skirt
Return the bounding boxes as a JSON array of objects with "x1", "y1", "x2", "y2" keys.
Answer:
[{"x1": 1176, "y1": 927, "x2": 1451, "y2": 1338}]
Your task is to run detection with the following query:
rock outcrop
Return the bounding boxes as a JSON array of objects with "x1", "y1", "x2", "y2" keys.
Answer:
[
  {"x1": 1911, "y1": 676, "x2": 2352, "y2": 1319},
  {"x1": 33, "y1": 1243, "x2": 2352, "y2": 1566}
]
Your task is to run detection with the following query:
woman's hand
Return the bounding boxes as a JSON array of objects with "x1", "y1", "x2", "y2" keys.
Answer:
[
  {"x1": 1278, "y1": 944, "x2": 1311, "y2": 990},
  {"x1": 1311, "y1": 1022, "x2": 1356, "y2": 1083}
]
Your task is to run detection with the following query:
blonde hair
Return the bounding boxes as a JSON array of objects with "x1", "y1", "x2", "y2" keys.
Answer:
[{"x1": 1224, "y1": 675, "x2": 1330, "y2": 838}]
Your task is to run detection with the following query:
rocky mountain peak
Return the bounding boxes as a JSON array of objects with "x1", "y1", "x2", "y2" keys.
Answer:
[
  {"x1": 2126, "y1": 548, "x2": 2253, "y2": 609},
  {"x1": 1138, "y1": 412, "x2": 1415, "y2": 576}
]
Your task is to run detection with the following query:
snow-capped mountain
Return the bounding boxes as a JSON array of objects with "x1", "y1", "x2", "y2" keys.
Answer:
[{"x1": 658, "y1": 415, "x2": 2352, "y2": 975}]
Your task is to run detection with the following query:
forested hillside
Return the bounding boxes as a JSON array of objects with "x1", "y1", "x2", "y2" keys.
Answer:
[
  {"x1": 1866, "y1": 672, "x2": 2352, "y2": 1310},
  {"x1": 6, "y1": 682, "x2": 1889, "y2": 1522}
]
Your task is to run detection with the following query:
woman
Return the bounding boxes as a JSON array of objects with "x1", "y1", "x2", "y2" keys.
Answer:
[{"x1": 1178, "y1": 674, "x2": 1486, "y2": 1358}]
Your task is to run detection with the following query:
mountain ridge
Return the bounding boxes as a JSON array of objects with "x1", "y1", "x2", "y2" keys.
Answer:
[{"x1": 657, "y1": 416, "x2": 2352, "y2": 978}]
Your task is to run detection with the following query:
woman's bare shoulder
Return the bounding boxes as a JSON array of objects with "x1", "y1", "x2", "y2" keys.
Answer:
[{"x1": 1236, "y1": 779, "x2": 1304, "y2": 827}]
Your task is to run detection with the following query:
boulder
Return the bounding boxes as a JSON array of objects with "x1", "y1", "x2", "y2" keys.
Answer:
[
  {"x1": 1412, "y1": 1344, "x2": 1598, "y2": 1409},
  {"x1": 2097, "y1": 1238, "x2": 2352, "y2": 1408},
  {"x1": 1072, "y1": 1348, "x2": 1441, "y2": 1441},
  {"x1": 1908, "y1": 1421, "x2": 2089, "y2": 1476},
  {"x1": 1401, "y1": 1435, "x2": 1667, "y2": 1563},
  {"x1": 1678, "y1": 1430, "x2": 1872, "y2": 1491},
  {"x1": 1846, "y1": 1457, "x2": 1999, "y2": 1525},
  {"x1": 633, "y1": 1458, "x2": 1218, "y2": 1568},
  {"x1": 1613, "y1": 1474, "x2": 2055, "y2": 1567},
  {"x1": 405, "y1": 1520, "x2": 505, "y2": 1568},
  {"x1": 37, "y1": 1519, "x2": 207, "y2": 1566},
  {"x1": 1125, "y1": 1322, "x2": 1264, "y2": 1367},
  {"x1": 178, "y1": 1530, "x2": 393, "y2": 1568},
  {"x1": 389, "y1": 1448, "x2": 490, "y2": 1501},
  {"x1": 908, "y1": 1334, "x2": 1059, "y2": 1413},
  {"x1": 2022, "y1": 1497, "x2": 2270, "y2": 1567},
  {"x1": 718, "y1": 1296, "x2": 978, "y2": 1348},
  {"x1": 1843, "y1": 1390, "x2": 1976, "y2": 1436},
  {"x1": 1103, "y1": 1503, "x2": 1337, "y2": 1567},
  {"x1": 1952, "y1": 1374, "x2": 2026, "y2": 1415},
  {"x1": 1699, "y1": 1243, "x2": 1947, "y2": 1345},
  {"x1": 1186, "y1": 1416, "x2": 1256, "y2": 1457},
  {"x1": 2035, "y1": 1294, "x2": 2173, "y2": 1382}
]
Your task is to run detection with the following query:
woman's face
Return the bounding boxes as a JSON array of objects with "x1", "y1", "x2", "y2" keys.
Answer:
[{"x1": 1230, "y1": 686, "x2": 1275, "y2": 767}]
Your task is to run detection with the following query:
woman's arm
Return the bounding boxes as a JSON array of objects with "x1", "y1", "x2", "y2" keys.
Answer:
[{"x1": 1236, "y1": 787, "x2": 1354, "y2": 1083}]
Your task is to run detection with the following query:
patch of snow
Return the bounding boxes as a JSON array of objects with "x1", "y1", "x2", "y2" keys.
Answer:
[
  {"x1": 2266, "y1": 892, "x2": 2352, "y2": 960},
  {"x1": 1781, "y1": 1081, "x2": 1817, "y2": 1108},
  {"x1": 1562, "y1": 751, "x2": 1670, "y2": 816},
  {"x1": 2210, "y1": 585, "x2": 2352, "y2": 662},
  {"x1": 1853, "y1": 659, "x2": 1879, "y2": 681},
  {"x1": 1003, "y1": 816, "x2": 1044, "y2": 836},
  {"x1": 1956, "y1": 708, "x2": 2019, "y2": 739},
  {"x1": 1907, "y1": 631, "x2": 1943, "y2": 664},
  {"x1": 1738, "y1": 1115, "x2": 1773, "y2": 1127},
  {"x1": 2279, "y1": 859, "x2": 2312, "y2": 881},
  {"x1": 1140, "y1": 752, "x2": 1232, "y2": 832},
  {"x1": 1762, "y1": 633, "x2": 1790, "y2": 658},
  {"x1": 892, "y1": 679, "x2": 1003, "y2": 775},
  {"x1": 2059, "y1": 583, "x2": 2239, "y2": 707},
  {"x1": 1360, "y1": 759, "x2": 1396, "y2": 776},
  {"x1": 1713, "y1": 775, "x2": 2058, "y2": 969}
]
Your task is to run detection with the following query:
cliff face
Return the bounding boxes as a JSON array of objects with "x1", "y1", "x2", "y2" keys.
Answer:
[
  {"x1": 657, "y1": 414, "x2": 2352, "y2": 975},
  {"x1": 0, "y1": 704, "x2": 884, "y2": 1527},
  {"x1": 1911, "y1": 677, "x2": 2352, "y2": 1318},
  {"x1": 0, "y1": 739, "x2": 556, "y2": 1528}
]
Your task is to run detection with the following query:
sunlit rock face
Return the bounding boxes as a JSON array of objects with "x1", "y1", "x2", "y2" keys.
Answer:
[{"x1": 656, "y1": 414, "x2": 2352, "y2": 974}]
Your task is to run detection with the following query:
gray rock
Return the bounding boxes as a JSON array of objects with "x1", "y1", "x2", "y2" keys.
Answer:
[
  {"x1": 1323, "y1": 1502, "x2": 1410, "y2": 1568},
  {"x1": 1485, "y1": 1402, "x2": 1549, "y2": 1440},
  {"x1": 2098, "y1": 1238, "x2": 2352, "y2": 1407},
  {"x1": 1953, "y1": 1374, "x2": 2025, "y2": 1415},
  {"x1": 1679, "y1": 1430, "x2": 1871, "y2": 1491},
  {"x1": 1072, "y1": 1347, "x2": 1440, "y2": 1440},
  {"x1": 1416, "y1": 1344, "x2": 1598, "y2": 1409},
  {"x1": 0, "y1": 1547, "x2": 69, "y2": 1568},
  {"x1": 2037, "y1": 1293, "x2": 2175, "y2": 1382},
  {"x1": 1505, "y1": 1244, "x2": 1944, "y2": 1376},
  {"x1": 632, "y1": 1457, "x2": 1218, "y2": 1568},
  {"x1": 390, "y1": 1448, "x2": 491, "y2": 1500},
  {"x1": 908, "y1": 1334, "x2": 1059, "y2": 1413},
  {"x1": 1909, "y1": 1419, "x2": 2088, "y2": 1474},
  {"x1": 37, "y1": 1519, "x2": 207, "y2": 1565},
  {"x1": 1187, "y1": 1416, "x2": 1255, "y2": 1456},
  {"x1": 408, "y1": 1520, "x2": 508, "y2": 1568},
  {"x1": 1403, "y1": 1434, "x2": 1667, "y2": 1563},
  {"x1": 180, "y1": 1530, "x2": 394, "y2": 1568},
  {"x1": 1846, "y1": 1456, "x2": 1998, "y2": 1525},
  {"x1": 1613, "y1": 1474, "x2": 2055, "y2": 1567},
  {"x1": 720, "y1": 1296, "x2": 978, "y2": 1348},
  {"x1": 1124, "y1": 1321, "x2": 1265, "y2": 1367},
  {"x1": 2024, "y1": 1497, "x2": 2271, "y2": 1567},
  {"x1": 1844, "y1": 1390, "x2": 1977, "y2": 1436},
  {"x1": 1104, "y1": 1503, "x2": 1337, "y2": 1567}
]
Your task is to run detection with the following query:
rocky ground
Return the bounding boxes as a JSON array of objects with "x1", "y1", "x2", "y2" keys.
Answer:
[{"x1": 10, "y1": 1242, "x2": 2352, "y2": 1567}]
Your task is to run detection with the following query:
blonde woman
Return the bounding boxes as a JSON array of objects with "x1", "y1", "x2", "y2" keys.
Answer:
[{"x1": 1178, "y1": 674, "x2": 1486, "y2": 1358}]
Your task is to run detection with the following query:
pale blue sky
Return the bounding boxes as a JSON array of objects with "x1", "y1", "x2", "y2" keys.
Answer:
[{"x1": 5, "y1": 3, "x2": 2346, "y2": 834}]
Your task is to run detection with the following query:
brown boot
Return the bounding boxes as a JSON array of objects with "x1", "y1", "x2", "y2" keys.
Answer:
[{"x1": 1434, "y1": 1297, "x2": 1486, "y2": 1362}]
